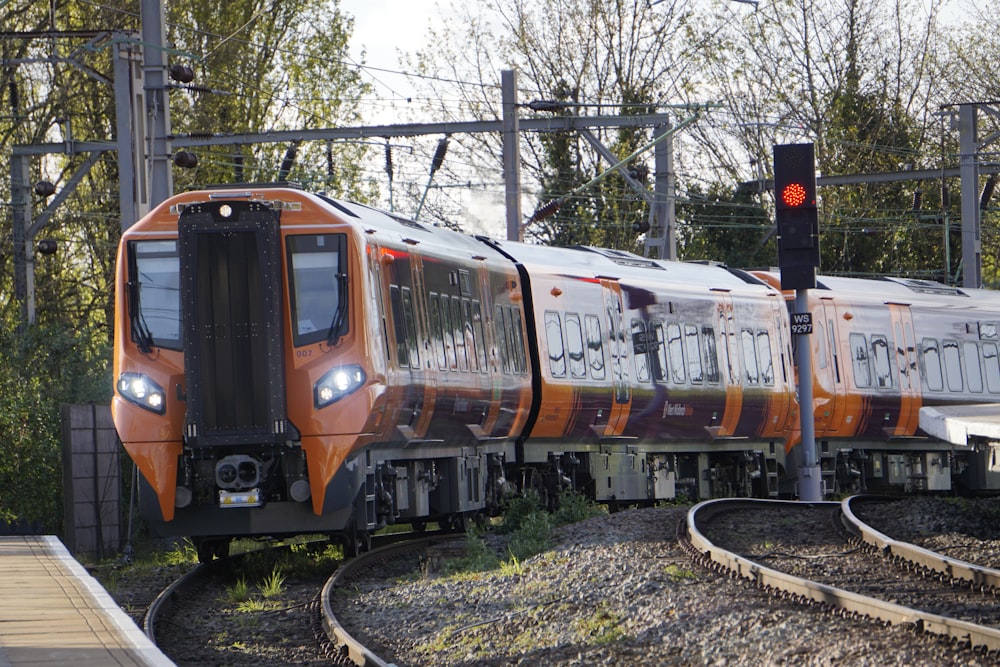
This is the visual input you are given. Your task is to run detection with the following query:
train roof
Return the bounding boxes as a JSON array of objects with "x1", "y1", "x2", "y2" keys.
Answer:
[
  {"x1": 486, "y1": 238, "x2": 776, "y2": 294},
  {"x1": 324, "y1": 195, "x2": 777, "y2": 295}
]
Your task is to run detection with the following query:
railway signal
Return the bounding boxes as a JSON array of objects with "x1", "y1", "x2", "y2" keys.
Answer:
[
  {"x1": 774, "y1": 143, "x2": 819, "y2": 290},
  {"x1": 774, "y1": 142, "x2": 821, "y2": 502}
]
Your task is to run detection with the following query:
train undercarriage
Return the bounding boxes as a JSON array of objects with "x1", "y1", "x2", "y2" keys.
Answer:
[{"x1": 151, "y1": 435, "x2": 1000, "y2": 563}]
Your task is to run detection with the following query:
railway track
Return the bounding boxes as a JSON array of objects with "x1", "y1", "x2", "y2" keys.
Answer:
[
  {"x1": 320, "y1": 535, "x2": 465, "y2": 666},
  {"x1": 141, "y1": 533, "x2": 462, "y2": 665},
  {"x1": 685, "y1": 497, "x2": 1000, "y2": 655}
]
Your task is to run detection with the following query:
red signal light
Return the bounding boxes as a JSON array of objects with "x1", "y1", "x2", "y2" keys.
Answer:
[{"x1": 781, "y1": 182, "x2": 807, "y2": 207}]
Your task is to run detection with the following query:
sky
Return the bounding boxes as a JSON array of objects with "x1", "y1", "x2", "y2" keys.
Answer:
[
  {"x1": 338, "y1": 0, "x2": 442, "y2": 123},
  {"x1": 337, "y1": 0, "x2": 509, "y2": 235},
  {"x1": 335, "y1": 0, "x2": 975, "y2": 236}
]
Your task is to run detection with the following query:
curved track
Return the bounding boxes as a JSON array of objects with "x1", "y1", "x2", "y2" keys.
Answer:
[
  {"x1": 686, "y1": 497, "x2": 1000, "y2": 653},
  {"x1": 841, "y1": 495, "x2": 1000, "y2": 592},
  {"x1": 320, "y1": 535, "x2": 464, "y2": 666}
]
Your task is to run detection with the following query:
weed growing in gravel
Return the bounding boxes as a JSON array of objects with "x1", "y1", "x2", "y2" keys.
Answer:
[
  {"x1": 225, "y1": 577, "x2": 251, "y2": 603},
  {"x1": 259, "y1": 567, "x2": 286, "y2": 599},
  {"x1": 574, "y1": 605, "x2": 626, "y2": 646},
  {"x1": 163, "y1": 539, "x2": 198, "y2": 565},
  {"x1": 498, "y1": 551, "x2": 524, "y2": 576},
  {"x1": 663, "y1": 563, "x2": 698, "y2": 581},
  {"x1": 236, "y1": 598, "x2": 274, "y2": 613},
  {"x1": 434, "y1": 489, "x2": 604, "y2": 579}
]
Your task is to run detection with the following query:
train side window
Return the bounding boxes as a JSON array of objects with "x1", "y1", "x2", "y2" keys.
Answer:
[
  {"x1": 388, "y1": 285, "x2": 409, "y2": 367},
  {"x1": 741, "y1": 328, "x2": 759, "y2": 385},
  {"x1": 495, "y1": 305, "x2": 511, "y2": 374},
  {"x1": 429, "y1": 294, "x2": 447, "y2": 370},
  {"x1": 511, "y1": 308, "x2": 528, "y2": 375},
  {"x1": 585, "y1": 315, "x2": 606, "y2": 379},
  {"x1": 943, "y1": 339, "x2": 963, "y2": 391},
  {"x1": 964, "y1": 341, "x2": 984, "y2": 393},
  {"x1": 566, "y1": 313, "x2": 587, "y2": 379},
  {"x1": 651, "y1": 321, "x2": 668, "y2": 382},
  {"x1": 472, "y1": 301, "x2": 488, "y2": 373},
  {"x1": 816, "y1": 317, "x2": 828, "y2": 370},
  {"x1": 545, "y1": 311, "x2": 567, "y2": 378},
  {"x1": 983, "y1": 343, "x2": 1000, "y2": 393},
  {"x1": 920, "y1": 338, "x2": 943, "y2": 391},
  {"x1": 894, "y1": 322, "x2": 911, "y2": 391},
  {"x1": 631, "y1": 319, "x2": 651, "y2": 383},
  {"x1": 462, "y1": 300, "x2": 479, "y2": 373},
  {"x1": 871, "y1": 335, "x2": 892, "y2": 388},
  {"x1": 850, "y1": 333, "x2": 871, "y2": 388},
  {"x1": 401, "y1": 287, "x2": 419, "y2": 368},
  {"x1": 828, "y1": 320, "x2": 841, "y2": 383},
  {"x1": 441, "y1": 295, "x2": 457, "y2": 370},
  {"x1": 700, "y1": 324, "x2": 719, "y2": 384},
  {"x1": 666, "y1": 324, "x2": 685, "y2": 383},
  {"x1": 757, "y1": 331, "x2": 774, "y2": 385},
  {"x1": 452, "y1": 297, "x2": 469, "y2": 372}
]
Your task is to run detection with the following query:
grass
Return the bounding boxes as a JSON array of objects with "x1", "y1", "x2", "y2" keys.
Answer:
[
  {"x1": 574, "y1": 606, "x2": 626, "y2": 646},
  {"x1": 259, "y1": 567, "x2": 286, "y2": 599},
  {"x1": 225, "y1": 577, "x2": 251, "y2": 603}
]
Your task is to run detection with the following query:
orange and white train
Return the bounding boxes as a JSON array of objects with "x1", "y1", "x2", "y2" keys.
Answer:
[{"x1": 111, "y1": 184, "x2": 1000, "y2": 559}]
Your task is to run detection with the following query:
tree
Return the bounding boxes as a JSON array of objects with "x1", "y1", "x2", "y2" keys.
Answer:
[
  {"x1": 0, "y1": 0, "x2": 372, "y2": 526},
  {"x1": 408, "y1": 0, "x2": 725, "y2": 244},
  {"x1": 699, "y1": 0, "x2": 955, "y2": 278},
  {"x1": 677, "y1": 183, "x2": 774, "y2": 267}
]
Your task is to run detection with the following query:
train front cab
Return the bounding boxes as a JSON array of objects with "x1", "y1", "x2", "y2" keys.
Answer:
[{"x1": 113, "y1": 189, "x2": 380, "y2": 558}]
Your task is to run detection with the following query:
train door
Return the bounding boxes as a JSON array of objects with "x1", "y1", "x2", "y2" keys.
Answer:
[
  {"x1": 814, "y1": 297, "x2": 851, "y2": 436},
  {"x1": 600, "y1": 279, "x2": 631, "y2": 436},
  {"x1": 368, "y1": 239, "x2": 423, "y2": 439},
  {"x1": 887, "y1": 302, "x2": 921, "y2": 435},
  {"x1": 714, "y1": 291, "x2": 743, "y2": 437},
  {"x1": 762, "y1": 297, "x2": 794, "y2": 437},
  {"x1": 407, "y1": 253, "x2": 437, "y2": 439}
]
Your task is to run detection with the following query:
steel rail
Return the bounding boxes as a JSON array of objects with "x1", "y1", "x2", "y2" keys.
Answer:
[
  {"x1": 687, "y1": 497, "x2": 1000, "y2": 653},
  {"x1": 841, "y1": 495, "x2": 1000, "y2": 592},
  {"x1": 321, "y1": 535, "x2": 463, "y2": 667}
]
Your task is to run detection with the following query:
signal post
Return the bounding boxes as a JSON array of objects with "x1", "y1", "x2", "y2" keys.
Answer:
[{"x1": 774, "y1": 143, "x2": 822, "y2": 502}]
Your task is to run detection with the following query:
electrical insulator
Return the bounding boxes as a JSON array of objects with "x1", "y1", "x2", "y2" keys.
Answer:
[
  {"x1": 527, "y1": 200, "x2": 562, "y2": 224},
  {"x1": 981, "y1": 174, "x2": 997, "y2": 211},
  {"x1": 36, "y1": 239, "x2": 57, "y2": 255},
  {"x1": 173, "y1": 151, "x2": 198, "y2": 169},
  {"x1": 430, "y1": 136, "x2": 449, "y2": 176},
  {"x1": 169, "y1": 64, "x2": 195, "y2": 83},
  {"x1": 632, "y1": 220, "x2": 651, "y2": 234},
  {"x1": 34, "y1": 181, "x2": 56, "y2": 197}
]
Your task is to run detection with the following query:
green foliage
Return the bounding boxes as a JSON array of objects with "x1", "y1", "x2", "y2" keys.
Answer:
[
  {"x1": 225, "y1": 577, "x2": 251, "y2": 603},
  {"x1": 0, "y1": 323, "x2": 111, "y2": 530},
  {"x1": 163, "y1": 539, "x2": 200, "y2": 566},
  {"x1": 574, "y1": 605, "x2": 626, "y2": 645},
  {"x1": 677, "y1": 182, "x2": 774, "y2": 266},
  {"x1": 259, "y1": 567, "x2": 286, "y2": 599},
  {"x1": 552, "y1": 489, "x2": 606, "y2": 525}
]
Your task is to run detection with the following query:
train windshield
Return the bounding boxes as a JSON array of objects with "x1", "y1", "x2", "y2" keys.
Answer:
[
  {"x1": 287, "y1": 233, "x2": 349, "y2": 347},
  {"x1": 127, "y1": 240, "x2": 181, "y2": 351}
]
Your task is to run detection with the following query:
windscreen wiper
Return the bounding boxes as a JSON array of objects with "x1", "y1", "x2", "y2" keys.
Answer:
[
  {"x1": 326, "y1": 273, "x2": 349, "y2": 346},
  {"x1": 126, "y1": 256, "x2": 156, "y2": 353}
]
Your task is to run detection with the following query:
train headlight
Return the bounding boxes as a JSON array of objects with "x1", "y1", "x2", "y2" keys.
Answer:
[
  {"x1": 117, "y1": 372, "x2": 166, "y2": 414},
  {"x1": 314, "y1": 365, "x2": 366, "y2": 408}
]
